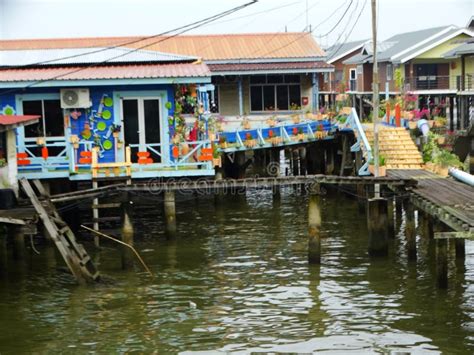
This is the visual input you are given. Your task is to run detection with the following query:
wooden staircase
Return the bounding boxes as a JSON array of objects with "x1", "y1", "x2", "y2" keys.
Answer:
[
  {"x1": 20, "y1": 178, "x2": 99, "y2": 283},
  {"x1": 362, "y1": 126, "x2": 424, "y2": 169}
]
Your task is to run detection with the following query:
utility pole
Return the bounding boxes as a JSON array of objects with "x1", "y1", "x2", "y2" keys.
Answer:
[{"x1": 371, "y1": 0, "x2": 380, "y2": 198}]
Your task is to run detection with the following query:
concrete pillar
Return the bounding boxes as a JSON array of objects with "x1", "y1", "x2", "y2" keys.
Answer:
[
  {"x1": 121, "y1": 192, "x2": 134, "y2": 270},
  {"x1": 164, "y1": 190, "x2": 177, "y2": 237},
  {"x1": 9, "y1": 225, "x2": 25, "y2": 260},
  {"x1": 367, "y1": 198, "x2": 389, "y2": 257},
  {"x1": 403, "y1": 200, "x2": 417, "y2": 261},
  {"x1": 308, "y1": 189, "x2": 322, "y2": 264},
  {"x1": 436, "y1": 238, "x2": 448, "y2": 289},
  {"x1": 6, "y1": 129, "x2": 19, "y2": 196}
]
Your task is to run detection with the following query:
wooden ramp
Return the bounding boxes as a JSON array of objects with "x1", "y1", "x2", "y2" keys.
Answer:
[
  {"x1": 388, "y1": 169, "x2": 474, "y2": 233},
  {"x1": 20, "y1": 178, "x2": 99, "y2": 284},
  {"x1": 362, "y1": 126, "x2": 424, "y2": 169}
]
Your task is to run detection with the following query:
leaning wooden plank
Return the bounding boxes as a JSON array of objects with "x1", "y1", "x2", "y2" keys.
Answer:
[{"x1": 0, "y1": 216, "x2": 26, "y2": 225}]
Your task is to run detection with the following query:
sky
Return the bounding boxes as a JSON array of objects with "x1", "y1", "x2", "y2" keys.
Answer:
[{"x1": 0, "y1": 0, "x2": 472, "y2": 47}]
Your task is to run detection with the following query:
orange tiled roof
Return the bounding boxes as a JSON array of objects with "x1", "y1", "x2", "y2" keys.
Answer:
[{"x1": 0, "y1": 33, "x2": 325, "y2": 61}]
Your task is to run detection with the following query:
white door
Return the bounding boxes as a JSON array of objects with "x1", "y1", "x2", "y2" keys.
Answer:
[{"x1": 122, "y1": 97, "x2": 161, "y2": 162}]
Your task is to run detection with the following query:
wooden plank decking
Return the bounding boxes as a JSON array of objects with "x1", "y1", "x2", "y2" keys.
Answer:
[{"x1": 388, "y1": 169, "x2": 474, "y2": 232}]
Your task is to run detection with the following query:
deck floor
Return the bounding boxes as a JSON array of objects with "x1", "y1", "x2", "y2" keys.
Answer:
[{"x1": 388, "y1": 169, "x2": 474, "y2": 230}]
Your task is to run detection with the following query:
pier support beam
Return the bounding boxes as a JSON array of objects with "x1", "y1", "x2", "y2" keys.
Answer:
[
  {"x1": 367, "y1": 198, "x2": 389, "y2": 257},
  {"x1": 308, "y1": 188, "x2": 322, "y2": 264},
  {"x1": 403, "y1": 200, "x2": 417, "y2": 261},
  {"x1": 121, "y1": 192, "x2": 134, "y2": 270},
  {"x1": 164, "y1": 190, "x2": 177, "y2": 238},
  {"x1": 436, "y1": 237, "x2": 448, "y2": 289},
  {"x1": 8, "y1": 225, "x2": 25, "y2": 260}
]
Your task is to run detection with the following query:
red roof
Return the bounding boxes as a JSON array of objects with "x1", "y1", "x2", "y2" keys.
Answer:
[
  {"x1": 0, "y1": 63, "x2": 210, "y2": 82},
  {"x1": 0, "y1": 115, "x2": 40, "y2": 126},
  {"x1": 208, "y1": 61, "x2": 333, "y2": 73}
]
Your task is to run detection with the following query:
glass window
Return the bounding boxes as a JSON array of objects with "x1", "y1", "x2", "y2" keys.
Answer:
[
  {"x1": 210, "y1": 86, "x2": 219, "y2": 113},
  {"x1": 43, "y1": 100, "x2": 63, "y2": 137},
  {"x1": 284, "y1": 74, "x2": 300, "y2": 83},
  {"x1": 386, "y1": 64, "x2": 393, "y2": 81},
  {"x1": 289, "y1": 85, "x2": 301, "y2": 108},
  {"x1": 250, "y1": 75, "x2": 266, "y2": 84},
  {"x1": 267, "y1": 75, "x2": 284, "y2": 84},
  {"x1": 250, "y1": 86, "x2": 263, "y2": 111},
  {"x1": 263, "y1": 86, "x2": 275, "y2": 111},
  {"x1": 276, "y1": 86, "x2": 289, "y2": 110},
  {"x1": 23, "y1": 100, "x2": 43, "y2": 137}
]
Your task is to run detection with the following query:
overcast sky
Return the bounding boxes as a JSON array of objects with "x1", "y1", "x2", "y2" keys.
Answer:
[{"x1": 0, "y1": 0, "x2": 472, "y2": 47}]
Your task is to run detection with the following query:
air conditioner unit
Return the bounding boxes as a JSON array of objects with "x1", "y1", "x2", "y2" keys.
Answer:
[{"x1": 60, "y1": 88, "x2": 92, "y2": 109}]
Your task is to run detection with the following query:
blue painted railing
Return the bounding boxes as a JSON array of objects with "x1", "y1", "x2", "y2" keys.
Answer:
[
  {"x1": 129, "y1": 140, "x2": 212, "y2": 172},
  {"x1": 344, "y1": 108, "x2": 372, "y2": 176},
  {"x1": 18, "y1": 137, "x2": 69, "y2": 173},
  {"x1": 216, "y1": 120, "x2": 334, "y2": 152}
]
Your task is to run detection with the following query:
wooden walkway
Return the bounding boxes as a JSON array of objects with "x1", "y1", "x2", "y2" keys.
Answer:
[{"x1": 388, "y1": 169, "x2": 474, "y2": 233}]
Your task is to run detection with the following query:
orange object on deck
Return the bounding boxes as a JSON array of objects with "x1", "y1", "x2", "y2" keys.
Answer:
[
  {"x1": 137, "y1": 151, "x2": 150, "y2": 158},
  {"x1": 17, "y1": 152, "x2": 31, "y2": 165},
  {"x1": 172, "y1": 145, "x2": 179, "y2": 159},
  {"x1": 17, "y1": 152, "x2": 28, "y2": 159},
  {"x1": 41, "y1": 146, "x2": 49, "y2": 160},
  {"x1": 395, "y1": 104, "x2": 401, "y2": 127}
]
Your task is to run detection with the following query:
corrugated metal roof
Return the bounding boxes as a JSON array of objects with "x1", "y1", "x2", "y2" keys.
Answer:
[
  {"x1": 0, "y1": 47, "x2": 197, "y2": 67},
  {"x1": 0, "y1": 33, "x2": 326, "y2": 61},
  {"x1": 443, "y1": 40, "x2": 474, "y2": 57},
  {"x1": 325, "y1": 39, "x2": 368, "y2": 62},
  {"x1": 342, "y1": 26, "x2": 461, "y2": 64},
  {"x1": 208, "y1": 61, "x2": 333, "y2": 73},
  {"x1": 0, "y1": 115, "x2": 40, "y2": 126},
  {"x1": 0, "y1": 63, "x2": 210, "y2": 82}
]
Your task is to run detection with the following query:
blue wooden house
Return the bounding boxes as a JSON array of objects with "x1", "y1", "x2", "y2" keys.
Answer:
[{"x1": 0, "y1": 47, "x2": 215, "y2": 181}]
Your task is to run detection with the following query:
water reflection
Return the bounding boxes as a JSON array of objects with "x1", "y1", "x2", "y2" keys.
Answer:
[{"x1": 0, "y1": 191, "x2": 473, "y2": 353}]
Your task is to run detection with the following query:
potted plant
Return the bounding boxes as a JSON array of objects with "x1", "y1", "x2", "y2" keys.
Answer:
[
  {"x1": 219, "y1": 136, "x2": 228, "y2": 149},
  {"x1": 291, "y1": 114, "x2": 300, "y2": 124},
  {"x1": 368, "y1": 155, "x2": 386, "y2": 177},
  {"x1": 316, "y1": 124, "x2": 324, "y2": 139},
  {"x1": 266, "y1": 117, "x2": 276, "y2": 127},
  {"x1": 242, "y1": 118, "x2": 251, "y2": 130},
  {"x1": 117, "y1": 139, "x2": 124, "y2": 149},
  {"x1": 180, "y1": 142, "x2": 190, "y2": 156},
  {"x1": 244, "y1": 132, "x2": 256, "y2": 148},
  {"x1": 297, "y1": 128, "x2": 305, "y2": 142},
  {"x1": 434, "y1": 116, "x2": 447, "y2": 128},
  {"x1": 212, "y1": 144, "x2": 221, "y2": 167},
  {"x1": 111, "y1": 124, "x2": 121, "y2": 138}
]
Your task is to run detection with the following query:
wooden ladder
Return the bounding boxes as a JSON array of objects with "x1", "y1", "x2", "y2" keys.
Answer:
[
  {"x1": 91, "y1": 176, "x2": 132, "y2": 246},
  {"x1": 20, "y1": 178, "x2": 99, "y2": 284}
]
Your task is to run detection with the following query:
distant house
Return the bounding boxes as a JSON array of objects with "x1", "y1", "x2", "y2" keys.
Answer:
[
  {"x1": 320, "y1": 39, "x2": 369, "y2": 107},
  {"x1": 0, "y1": 33, "x2": 333, "y2": 182}
]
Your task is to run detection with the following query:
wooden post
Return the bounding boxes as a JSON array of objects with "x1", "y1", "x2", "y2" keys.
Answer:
[
  {"x1": 308, "y1": 186, "x2": 322, "y2": 264},
  {"x1": 436, "y1": 238, "x2": 448, "y2": 289},
  {"x1": 367, "y1": 198, "x2": 389, "y2": 256},
  {"x1": 9, "y1": 225, "x2": 25, "y2": 260},
  {"x1": 6, "y1": 129, "x2": 19, "y2": 196},
  {"x1": 387, "y1": 197, "x2": 395, "y2": 239},
  {"x1": 421, "y1": 212, "x2": 434, "y2": 239},
  {"x1": 164, "y1": 190, "x2": 177, "y2": 237},
  {"x1": 356, "y1": 184, "x2": 366, "y2": 214},
  {"x1": 340, "y1": 135, "x2": 348, "y2": 176},
  {"x1": 121, "y1": 191, "x2": 134, "y2": 270},
  {"x1": 299, "y1": 147, "x2": 307, "y2": 176},
  {"x1": 403, "y1": 199, "x2": 417, "y2": 261},
  {"x1": 455, "y1": 239, "x2": 465, "y2": 259},
  {"x1": 325, "y1": 146, "x2": 335, "y2": 175},
  {"x1": 292, "y1": 149, "x2": 299, "y2": 176}
]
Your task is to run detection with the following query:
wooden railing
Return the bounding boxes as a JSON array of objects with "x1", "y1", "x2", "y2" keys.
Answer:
[{"x1": 18, "y1": 137, "x2": 68, "y2": 173}]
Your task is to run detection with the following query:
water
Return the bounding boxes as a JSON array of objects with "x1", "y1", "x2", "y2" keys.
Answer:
[{"x1": 0, "y1": 189, "x2": 473, "y2": 354}]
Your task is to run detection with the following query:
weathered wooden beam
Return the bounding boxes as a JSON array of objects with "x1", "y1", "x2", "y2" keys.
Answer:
[
  {"x1": 0, "y1": 216, "x2": 26, "y2": 225},
  {"x1": 434, "y1": 231, "x2": 474, "y2": 240}
]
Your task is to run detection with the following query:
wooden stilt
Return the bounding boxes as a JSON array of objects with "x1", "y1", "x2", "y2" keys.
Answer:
[
  {"x1": 356, "y1": 184, "x2": 366, "y2": 214},
  {"x1": 121, "y1": 191, "x2": 134, "y2": 270},
  {"x1": 436, "y1": 238, "x2": 448, "y2": 289},
  {"x1": 387, "y1": 197, "x2": 395, "y2": 239},
  {"x1": 367, "y1": 198, "x2": 389, "y2": 256},
  {"x1": 9, "y1": 225, "x2": 25, "y2": 260},
  {"x1": 325, "y1": 145, "x2": 335, "y2": 175},
  {"x1": 403, "y1": 199, "x2": 417, "y2": 261},
  {"x1": 308, "y1": 187, "x2": 322, "y2": 264},
  {"x1": 164, "y1": 190, "x2": 177, "y2": 237}
]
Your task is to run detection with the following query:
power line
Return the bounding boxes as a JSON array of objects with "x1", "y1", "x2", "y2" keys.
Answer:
[
  {"x1": 0, "y1": 0, "x2": 258, "y2": 95},
  {"x1": 2, "y1": 0, "x2": 258, "y2": 70},
  {"x1": 327, "y1": 0, "x2": 368, "y2": 61},
  {"x1": 256, "y1": 0, "x2": 354, "y2": 59}
]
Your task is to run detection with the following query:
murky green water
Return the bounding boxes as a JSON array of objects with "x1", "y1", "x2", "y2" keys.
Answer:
[{"x1": 0, "y1": 190, "x2": 473, "y2": 354}]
